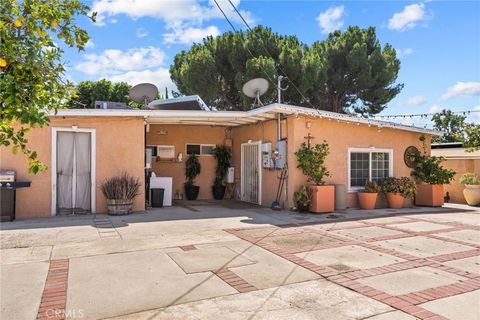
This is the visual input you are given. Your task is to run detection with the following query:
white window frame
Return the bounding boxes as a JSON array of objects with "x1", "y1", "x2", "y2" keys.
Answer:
[
  {"x1": 347, "y1": 147, "x2": 393, "y2": 192},
  {"x1": 185, "y1": 143, "x2": 216, "y2": 156},
  {"x1": 51, "y1": 127, "x2": 96, "y2": 216}
]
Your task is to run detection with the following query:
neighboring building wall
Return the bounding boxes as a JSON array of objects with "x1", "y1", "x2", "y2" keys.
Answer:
[
  {"x1": 146, "y1": 124, "x2": 226, "y2": 200},
  {"x1": 0, "y1": 117, "x2": 145, "y2": 218},
  {"x1": 289, "y1": 116, "x2": 428, "y2": 208}
]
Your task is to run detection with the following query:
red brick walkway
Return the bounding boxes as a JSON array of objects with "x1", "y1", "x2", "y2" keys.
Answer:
[{"x1": 37, "y1": 259, "x2": 69, "y2": 320}]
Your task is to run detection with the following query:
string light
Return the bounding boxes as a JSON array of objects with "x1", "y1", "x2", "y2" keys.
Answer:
[{"x1": 373, "y1": 109, "x2": 479, "y2": 119}]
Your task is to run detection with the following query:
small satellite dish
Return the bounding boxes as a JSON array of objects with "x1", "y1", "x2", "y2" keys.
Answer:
[
  {"x1": 242, "y1": 78, "x2": 269, "y2": 107},
  {"x1": 129, "y1": 83, "x2": 158, "y2": 108}
]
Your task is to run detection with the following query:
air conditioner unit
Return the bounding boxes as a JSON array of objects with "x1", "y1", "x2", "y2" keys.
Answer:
[{"x1": 157, "y1": 145, "x2": 175, "y2": 159}]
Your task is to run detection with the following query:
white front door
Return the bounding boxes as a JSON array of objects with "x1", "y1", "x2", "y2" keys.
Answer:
[{"x1": 241, "y1": 141, "x2": 262, "y2": 204}]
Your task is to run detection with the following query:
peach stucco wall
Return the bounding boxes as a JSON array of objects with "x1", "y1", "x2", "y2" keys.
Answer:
[
  {"x1": 0, "y1": 117, "x2": 145, "y2": 218},
  {"x1": 146, "y1": 124, "x2": 226, "y2": 200},
  {"x1": 440, "y1": 159, "x2": 480, "y2": 204}
]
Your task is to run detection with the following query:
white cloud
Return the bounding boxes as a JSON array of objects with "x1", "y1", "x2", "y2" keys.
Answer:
[
  {"x1": 109, "y1": 67, "x2": 176, "y2": 93},
  {"x1": 388, "y1": 3, "x2": 429, "y2": 31},
  {"x1": 396, "y1": 48, "x2": 414, "y2": 58},
  {"x1": 163, "y1": 25, "x2": 220, "y2": 44},
  {"x1": 317, "y1": 6, "x2": 345, "y2": 34},
  {"x1": 406, "y1": 95, "x2": 427, "y2": 106},
  {"x1": 75, "y1": 46, "x2": 166, "y2": 76},
  {"x1": 428, "y1": 105, "x2": 442, "y2": 113},
  {"x1": 85, "y1": 39, "x2": 95, "y2": 49},
  {"x1": 110, "y1": 18, "x2": 118, "y2": 24},
  {"x1": 136, "y1": 27, "x2": 148, "y2": 38},
  {"x1": 441, "y1": 81, "x2": 480, "y2": 100}
]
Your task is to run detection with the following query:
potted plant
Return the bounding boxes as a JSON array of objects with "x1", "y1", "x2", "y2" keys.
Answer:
[
  {"x1": 411, "y1": 135, "x2": 456, "y2": 207},
  {"x1": 293, "y1": 185, "x2": 311, "y2": 212},
  {"x1": 294, "y1": 141, "x2": 334, "y2": 213},
  {"x1": 357, "y1": 180, "x2": 380, "y2": 210},
  {"x1": 460, "y1": 173, "x2": 480, "y2": 206},
  {"x1": 184, "y1": 153, "x2": 201, "y2": 200},
  {"x1": 101, "y1": 173, "x2": 141, "y2": 215},
  {"x1": 211, "y1": 145, "x2": 231, "y2": 200},
  {"x1": 381, "y1": 177, "x2": 416, "y2": 209}
]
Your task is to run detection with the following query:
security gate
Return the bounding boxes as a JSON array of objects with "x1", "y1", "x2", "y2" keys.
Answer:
[{"x1": 241, "y1": 141, "x2": 262, "y2": 204}]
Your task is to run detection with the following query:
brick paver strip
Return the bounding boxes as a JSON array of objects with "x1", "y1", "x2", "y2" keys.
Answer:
[
  {"x1": 214, "y1": 268, "x2": 257, "y2": 293},
  {"x1": 179, "y1": 245, "x2": 197, "y2": 251},
  {"x1": 37, "y1": 259, "x2": 69, "y2": 320}
]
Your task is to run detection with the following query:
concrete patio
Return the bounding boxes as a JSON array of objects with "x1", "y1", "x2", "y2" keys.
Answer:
[{"x1": 1, "y1": 202, "x2": 479, "y2": 320}]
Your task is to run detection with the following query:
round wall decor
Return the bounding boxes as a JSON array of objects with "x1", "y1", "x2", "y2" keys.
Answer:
[{"x1": 404, "y1": 146, "x2": 420, "y2": 168}]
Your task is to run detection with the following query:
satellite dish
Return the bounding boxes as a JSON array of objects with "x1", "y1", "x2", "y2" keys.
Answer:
[
  {"x1": 242, "y1": 78, "x2": 269, "y2": 107},
  {"x1": 129, "y1": 83, "x2": 158, "y2": 108}
]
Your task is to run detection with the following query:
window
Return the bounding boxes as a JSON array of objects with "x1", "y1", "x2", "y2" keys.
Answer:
[
  {"x1": 348, "y1": 148, "x2": 393, "y2": 190},
  {"x1": 186, "y1": 144, "x2": 215, "y2": 155}
]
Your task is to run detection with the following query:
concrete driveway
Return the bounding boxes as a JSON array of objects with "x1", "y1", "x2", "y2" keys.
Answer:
[{"x1": 1, "y1": 201, "x2": 479, "y2": 320}]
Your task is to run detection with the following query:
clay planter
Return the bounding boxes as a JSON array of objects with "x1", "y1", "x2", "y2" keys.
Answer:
[
  {"x1": 106, "y1": 199, "x2": 133, "y2": 215},
  {"x1": 385, "y1": 192, "x2": 405, "y2": 209},
  {"x1": 308, "y1": 185, "x2": 335, "y2": 213},
  {"x1": 357, "y1": 192, "x2": 378, "y2": 210},
  {"x1": 416, "y1": 184, "x2": 444, "y2": 207},
  {"x1": 463, "y1": 185, "x2": 480, "y2": 206}
]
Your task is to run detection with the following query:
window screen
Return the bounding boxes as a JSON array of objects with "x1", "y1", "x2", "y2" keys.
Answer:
[
  {"x1": 201, "y1": 145, "x2": 214, "y2": 155},
  {"x1": 186, "y1": 144, "x2": 201, "y2": 155}
]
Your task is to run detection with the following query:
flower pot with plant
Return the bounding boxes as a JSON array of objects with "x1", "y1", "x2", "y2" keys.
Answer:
[
  {"x1": 294, "y1": 141, "x2": 334, "y2": 213},
  {"x1": 381, "y1": 177, "x2": 416, "y2": 209},
  {"x1": 212, "y1": 145, "x2": 231, "y2": 200},
  {"x1": 460, "y1": 173, "x2": 480, "y2": 206},
  {"x1": 293, "y1": 185, "x2": 311, "y2": 212},
  {"x1": 411, "y1": 135, "x2": 456, "y2": 207},
  {"x1": 184, "y1": 154, "x2": 201, "y2": 200},
  {"x1": 357, "y1": 180, "x2": 380, "y2": 210},
  {"x1": 101, "y1": 173, "x2": 141, "y2": 215}
]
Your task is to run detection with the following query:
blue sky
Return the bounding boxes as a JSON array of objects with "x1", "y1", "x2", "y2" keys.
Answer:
[{"x1": 63, "y1": 0, "x2": 480, "y2": 124}]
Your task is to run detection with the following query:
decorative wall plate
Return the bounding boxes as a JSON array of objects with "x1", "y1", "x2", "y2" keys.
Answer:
[{"x1": 404, "y1": 146, "x2": 420, "y2": 168}]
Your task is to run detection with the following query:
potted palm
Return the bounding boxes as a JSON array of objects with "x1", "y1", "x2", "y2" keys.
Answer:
[
  {"x1": 293, "y1": 185, "x2": 311, "y2": 212},
  {"x1": 357, "y1": 180, "x2": 380, "y2": 210},
  {"x1": 184, "y1": 153, "x2": 201, "y2": 200},
  {"x1": 381, "y1": 177, "x2": 416, "y2": 209},
  {"x1": 212, "y1": 145, "x2": 231, "y2": 200},
  {"x1": 460, "y1": 173, "x2": 480, "y2": 206},
  {"x1": 294, "y1": 141, "x2": 334, "y2": 213},
  {"x1": 101, "y1": 173, "x2": 141, "y2": 215},
  {"x1": 411, "y1": 135, "x2": 456, "y2": 207}
]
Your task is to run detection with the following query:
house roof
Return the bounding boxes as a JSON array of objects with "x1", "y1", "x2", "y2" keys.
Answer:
[{"x1": 52, "y1": 102, "x2": 443, "y2": 136}]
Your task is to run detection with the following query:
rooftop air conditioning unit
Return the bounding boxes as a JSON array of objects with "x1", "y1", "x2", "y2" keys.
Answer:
[{"x1": 94, "y1": 101, "x2": 128, "y2": 109}]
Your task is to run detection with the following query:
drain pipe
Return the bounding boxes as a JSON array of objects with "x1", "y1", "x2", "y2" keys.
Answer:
[{"x1": 276, "y1": 76, "x2": 288, "y2": 141}]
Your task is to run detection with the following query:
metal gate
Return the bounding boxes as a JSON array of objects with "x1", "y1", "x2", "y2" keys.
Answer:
[{"x1": 241, "y1": 141, "x2": 262, "y2": 204}]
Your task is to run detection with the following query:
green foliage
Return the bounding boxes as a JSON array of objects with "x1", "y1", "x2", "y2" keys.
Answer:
[
  {"x1": 185, "y1": 154, "x2": 201, "y2": 186},
  {"x1": 293, "y1": 185, "x2": 311, "y2": 212},
  {"x1": 100, "y1": 173, "x2": 141, "y2": 200},
  {"x1": 381, "y1": 177, "x2": 416, "y2": 199},
  {"x1": 68, "y1": 79, "x2": 131, "y2": 108},
  {"x1": 459, "y1": 173, "x2": 480, "y2": 185},
  {"x1": 411, "y1": 135, "x2": 456, "y2": 185},
  {"x1": 1, "y1": 0, "x2": 95, "y2": 173},
  {"x1": 212, "y1": 145, "x2": 231, "y2": 186},
  {"x1": 363, "y1": 180, "x2": 380, "y2": 193},
  {"x1": 294, "y1": 141, "x2": 330, "y2": 185},
  {"x1": 432, "y1": 109, "x2": 480, "y2": 152},
  {"x1": 170, "y1": 26, "x2": 402, "y2": 114}
]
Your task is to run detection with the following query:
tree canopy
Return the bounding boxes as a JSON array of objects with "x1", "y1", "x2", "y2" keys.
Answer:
[
  {"x1": 170, "y1": 26, "x2": 402, "y2": 114},
  {"x1": 1, "y1": 0, "x2": 95, "y2": 173},
  {"x1": 432, "y1": 109, "x2": 480, "y2": 152},
  {"x1": 68, "y1": 79, "x2": 131, "y2": 108}
]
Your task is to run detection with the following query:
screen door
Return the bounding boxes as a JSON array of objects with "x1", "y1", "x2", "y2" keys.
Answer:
[{"x1": 241, "y1": 142, "x2": 261, "y2": 204}]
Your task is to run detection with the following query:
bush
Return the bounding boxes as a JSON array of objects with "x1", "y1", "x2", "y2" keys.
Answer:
[
  {"x1": 294, "y1": 141, "x2": 330, "y2": 185},
  {"x1": 293, "y1": 185, "x2": 311, "y2": 212},
  {"x1": 185, "y1": 154, "x2": 201, "y2": 186},
  {"x1": 381, "y1": 177, "x2": 416, "y2": 199},
  {"x1": 363, "y1": 180, "x2": 380, "y2": 193},
  {"x1": 212, "y1": 145, "x2": 231, "y2": 186},
  {"x1": 101, "y1": 173, "x2": 141, "y2": 200},
  {"x1": 459, "y1": 173, "x2": 480, "y2": 185}
]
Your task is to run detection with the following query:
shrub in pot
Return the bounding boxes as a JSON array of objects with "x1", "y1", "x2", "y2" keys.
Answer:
[
  {"x1": 294, "y1": 141, "x2": 334, "y2": 213},
  {"x1": 293, "y1": 185, "x2": 311, "y2": 212},
  {"x1": 184, "y1": 154, "x2": 201, "y2": 200},
  {"x1": 411, "y1": 135, "x2": 456, "y2": 207},
  {"x1": 460, "y1": 173, "x2": 480, "y2": 206},
  {"x1": 211, "y1": 145, "x2": 231, "y2": 200},
  {"x1": 357, "y1": 180, "x2": 380, "y2": 210},
  {"x1": 381, "y1": 177, "x2": 416, "y2": 209},
  {"x1": 101, "y1": 173, "x2": 141, "y2": 215}
]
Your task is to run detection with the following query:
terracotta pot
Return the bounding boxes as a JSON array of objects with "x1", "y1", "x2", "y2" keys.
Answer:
[
  {"x1": 385, "y1": 192, "x2": 405, "y2": 209},
  {"x1": 357, "y1": 192, "x2": 378, "y2": 210},
  {"x1": 308, "y1": 185, "x2": 335, "y2": 213},
  {"x1": 463, "y1": 185, "x2": 480, "y2": 206},
  {"x1": 415, "y1": 184, "x2": 444, "y2": 207}
]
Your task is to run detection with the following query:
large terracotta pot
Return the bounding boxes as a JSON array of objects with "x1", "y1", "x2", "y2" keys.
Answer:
[
  {"x1": 415, "y1": 184, "x2": 444, "y2": 207},
  {"x1": 357, "y1": 192, "x2": 378, "y2": 210},
  {"x1": 309, "y1": 185, "x2": 335, "y2": 213},
  {"x1": 385, "y1": 192, "x2": 405, "y2": 209},
  {"x1": 463, "y1": 185, "x2": 480, "y2": 206}
]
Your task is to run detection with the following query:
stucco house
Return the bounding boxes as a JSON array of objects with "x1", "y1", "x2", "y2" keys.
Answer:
[{"x1": 1, "y1": 100, "x2": 441, "y2": 219}]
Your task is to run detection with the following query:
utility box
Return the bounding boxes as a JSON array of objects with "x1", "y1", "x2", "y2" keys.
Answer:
[
  {"x1": 261, "y1": 142, "x2": 273, "y2": 168},
  {"x1": 275, "y1": 140, "x2": 287, "y2": 169},
  {"x1": 227, "y1": 167, "x2": 235, "y2": 183}
]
